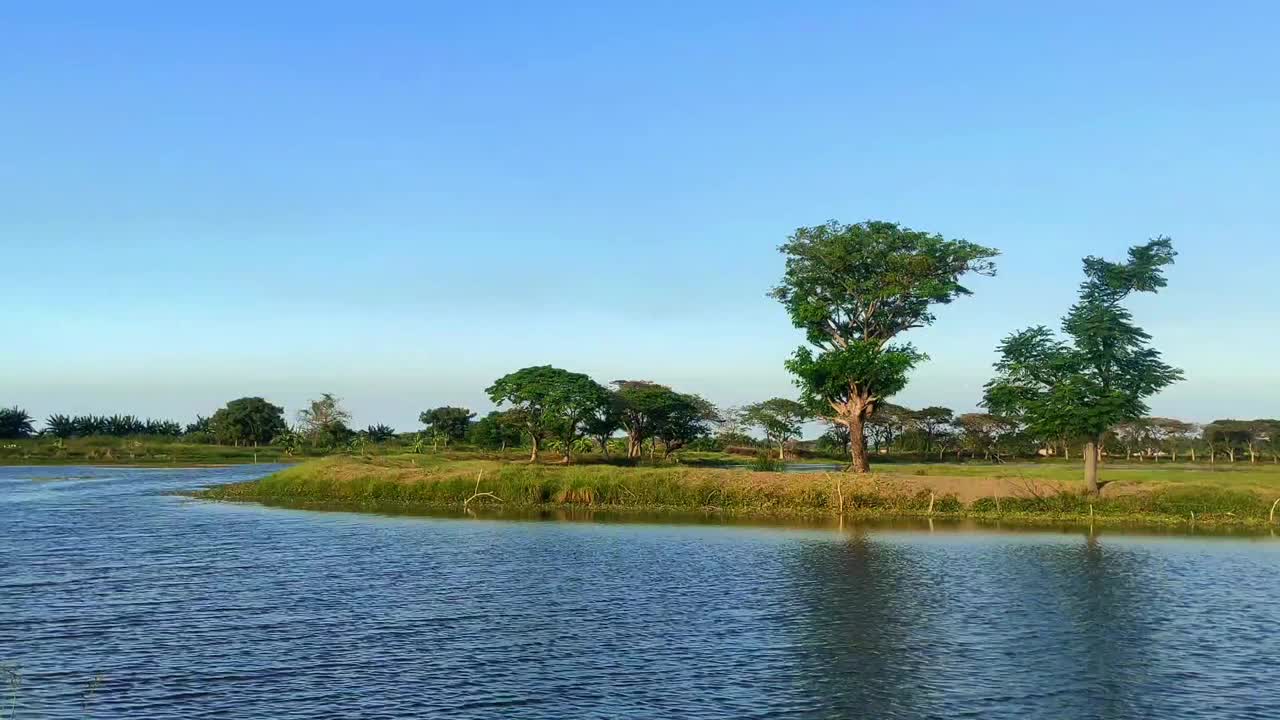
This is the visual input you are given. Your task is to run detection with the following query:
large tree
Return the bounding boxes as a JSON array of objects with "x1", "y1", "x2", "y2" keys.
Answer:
[
  {"x1": 652, "y1": 393, "x2": 719, "y2": 458},
  {"x1": 209, "y1": 397, "x2": 288, "y2": 446},
  {"x1": 984, "y1": 238, "x2": 1182, "y2": 492},
  {"x1": 771, "y1": 220, "x2": 997, "y2": 472},
  {"x1": 742, "y1": 398, "x2": 810, "y2": 460},
  {"x1": 468, "y1": 410, "x2": 525, "y2": 452},
  {"x1": 419, "y1": 406, "x2": 475, "y2": 447},
  {"x1": 487, "y1": 366, "x2": 609, "y2": 463},
  {"x1": 612, "y1": 381, "x2": 679, "y2": 459}
]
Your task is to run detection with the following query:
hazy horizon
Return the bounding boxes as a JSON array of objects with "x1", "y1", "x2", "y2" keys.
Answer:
[{"x1": 6, "y1": 2, "x2": 1278, "y2": 430}]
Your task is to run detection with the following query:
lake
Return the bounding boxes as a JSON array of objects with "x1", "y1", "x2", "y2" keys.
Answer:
[{"x1": 3, "y1": 465, "x2": 1278, "y2": 719}]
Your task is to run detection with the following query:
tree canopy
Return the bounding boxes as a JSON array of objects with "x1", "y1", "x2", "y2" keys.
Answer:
[
  {"x1": 210, "y1": 397, "x2": 288, "y2": 446},
  {"x1": 612, "y1": 380, "x2": 717, "y2": 459},
  {"x1": 419, "y1": 406, "x2": 475, "y2": 447},
  {"x1": 468, "y1": 410, "x2": 525, "y2": 451},
  {"x1": 983, "y1": 237, "x2": 1182, "y2": 491},
  {"x1": 487, "y1": 366, "x2": 610, "y2": 462},
  {"x1": 741, "y1": 398, "x2": 809, "y2": 459},
  {"x1": 0, "y1": 407, "x2": 35, "y2": 439},
  {"x1": 771, "y1": 220, "x2": 997, "y2": 472}
]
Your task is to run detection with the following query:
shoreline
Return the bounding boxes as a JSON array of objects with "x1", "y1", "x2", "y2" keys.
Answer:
[
  {"x1": 190, "y1": 456, "x2": 1280, "y2": 531},
  {"x1": 189, "y1": 493, "x2": 1280, "y2": 532}
]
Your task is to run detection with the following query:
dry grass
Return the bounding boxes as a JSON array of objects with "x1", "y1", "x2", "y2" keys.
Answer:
[{"x1": 194, "y1": 455, "x2": 1280, "y2": 527}]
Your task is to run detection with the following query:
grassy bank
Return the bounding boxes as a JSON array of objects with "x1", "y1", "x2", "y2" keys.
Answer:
[
  {"x1": 0, "y1": 437, "x2": 304, "y2": 466},
  {"x1": 196, "y1": 455, "x2": 1280, "y2": 527}
]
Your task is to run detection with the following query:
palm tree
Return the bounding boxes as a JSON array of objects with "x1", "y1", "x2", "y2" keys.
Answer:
[
  {"x1": 362, "y1": 424, "x2": 397, "y2": 443},
  {"x1": 44, "y1": 414, "x2": 76, "y2": 439},
  {"x1": 0, "y1": 407, "x2": 36, "y2": 439}
]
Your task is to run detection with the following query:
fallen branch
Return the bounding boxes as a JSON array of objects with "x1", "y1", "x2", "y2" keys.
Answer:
[{"x1": 463, "y1": 471, "x2": 503, "y2": 508}]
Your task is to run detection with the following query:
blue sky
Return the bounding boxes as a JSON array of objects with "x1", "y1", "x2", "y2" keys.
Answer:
[{"x1": 4, "y1": 1, "x2": 1277, "y2": 430}]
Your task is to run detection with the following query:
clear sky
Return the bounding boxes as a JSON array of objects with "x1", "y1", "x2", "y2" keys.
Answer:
[{"x1": 4, "y1": 1, "x2": 1277, "y2": 431}]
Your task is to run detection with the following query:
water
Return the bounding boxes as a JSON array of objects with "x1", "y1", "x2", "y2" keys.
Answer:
[{"x1": 3, "y1": 466, "x2": 1278, "y2": 719}]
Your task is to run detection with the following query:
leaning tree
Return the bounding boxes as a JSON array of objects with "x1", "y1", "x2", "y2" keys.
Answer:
[
  {"x1": 983, "y1": 237, "x2": 1182, "y2": 492},
  {"x1": 771, "y1": 220, "x2": 998, "y2": 472}
]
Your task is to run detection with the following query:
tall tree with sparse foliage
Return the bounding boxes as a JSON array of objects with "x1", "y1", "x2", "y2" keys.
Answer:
[
  {"x1": 984, "y1": 238, "x2": 1182, "y2": 492},
  {"x1": 771, "y1": 220, "x2": 998, "y2": 472},
  {"x1": 297, "y1": 393, "x2": 354, "y2": 448}
]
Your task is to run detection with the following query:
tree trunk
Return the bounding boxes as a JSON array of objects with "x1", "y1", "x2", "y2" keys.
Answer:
[
  {"x1": 847, "y1": 410, "x2": 871, "y2": 473},
  {"x1": 529, "y1": 435, "x2": 539, "y2": 462},
  {"x1": 777, "y1": 440, "x2": 785, "y2": 461},
  {"x1": 1084, "y1": 437, "x2": 1101, "y2": 494}
]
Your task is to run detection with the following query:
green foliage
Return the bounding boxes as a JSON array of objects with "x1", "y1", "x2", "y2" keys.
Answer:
[
  {"x1": 418, "y1": 406, "x2": 475, "y2": 446},
  {"x1": 467, "y1": 410, "x2": 524, "y2": 450},
  {"x1": 487, "y1": 366, "x2": 611, "y2": 460},
  {"x1": 613, "y1": 380, "x2": 717, "y2": 457},
  {"x1": 653, "y1": 393, "x2": 719, "y2": 456},
  {"x1": 984, "y1": 238, "x2": 1183, "y2": 443},
  {"x1": 784, "y1": 343, "x2": 924, "y2": 413},
  {"x1": 771, "y1": 220, "x2": 997, "y2": 470},
  {"x1": 210, "y1": 397, "x2": 288, "y2": 446},
  {"x1": 770, "y1": 220, "x2": 999, "y2": 349},
  {"x1": 34, "y1": 412, "x2": 182, "y2": 439},
  {"x1": 581, "y1": 393, "x2": 624, "y2": 453},
  {"x1": 362, "y1": 424, "x2": 398, "y2": 443},
  {"x1": 751, "y1": 450, "x2": 782, "y2": 471},
  {"x1": 741, "y1": 398, "x2": 809, "y2": 454},
  {"x1": 0, "y1": 407, "x2": 35, "y2": 439}
]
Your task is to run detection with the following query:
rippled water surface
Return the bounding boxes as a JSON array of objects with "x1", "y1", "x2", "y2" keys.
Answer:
[{"x1": 3, "y1": 465, "x2": 1279, "y2": 719}]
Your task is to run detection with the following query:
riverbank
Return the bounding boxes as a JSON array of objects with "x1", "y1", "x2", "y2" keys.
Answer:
[
  {"x1": 0, "y1": 437, "x2": 311, "y2": 466},
  {"x1": 195, "y1": 456, "x2": 1280, "y2": 527}
]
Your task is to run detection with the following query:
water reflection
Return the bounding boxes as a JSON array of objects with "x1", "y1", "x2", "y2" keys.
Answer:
[{"x1": 2, "y1": 466, "x2": 1278, "y2": 720}]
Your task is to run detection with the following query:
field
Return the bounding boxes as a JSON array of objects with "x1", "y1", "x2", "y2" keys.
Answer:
[{"x1": 195, "y1": 453, "x2": 1280, "y2": 527}]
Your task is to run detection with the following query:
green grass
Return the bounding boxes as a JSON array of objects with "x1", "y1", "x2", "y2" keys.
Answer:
[
  {"x1": 194, "y1": 455, "x2": 1280, "y2": 528},
  {"x1": 0, "y1": 437, "x2": 302, "y2": 466},
  {"x1": 885, "y1": 459, "x2": 1280, "y2": 495}
]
